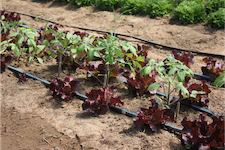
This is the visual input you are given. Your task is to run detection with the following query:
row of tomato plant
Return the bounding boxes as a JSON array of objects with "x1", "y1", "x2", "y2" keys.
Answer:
[{"x1": 1, "y1": 11, "x2": 224, "y2": 149}]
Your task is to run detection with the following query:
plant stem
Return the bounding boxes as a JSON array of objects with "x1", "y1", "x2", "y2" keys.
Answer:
[
  {"x1": 58, "y1": 52, "x2": 62, "y2": 77},
  {"x1": 104, "y1": 64, "x2": 110, "y2": 87},
  {"x1": 168, "y1": 82, "x2": 171, "y2": 105},
  {"x1": 176, "y1": 101, "x2": 180, "y2": 121}
]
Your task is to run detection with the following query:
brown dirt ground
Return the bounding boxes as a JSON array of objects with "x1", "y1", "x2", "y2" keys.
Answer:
[{"x1": 1, "y1": 0, "x2": 225, "y2": 149}]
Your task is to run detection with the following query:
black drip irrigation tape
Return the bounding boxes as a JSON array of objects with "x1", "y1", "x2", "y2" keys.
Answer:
[
  {"x1": 2, "y1": 9, "x2": 225, "y2": 59},
  {"x1": 6, "y1": 65, "x2": 182, "y2": 133}
]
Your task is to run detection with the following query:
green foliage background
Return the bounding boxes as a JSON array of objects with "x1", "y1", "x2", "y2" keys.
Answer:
[{"x1": 41, "y1": 0, "x2": 224, "y2": 28}]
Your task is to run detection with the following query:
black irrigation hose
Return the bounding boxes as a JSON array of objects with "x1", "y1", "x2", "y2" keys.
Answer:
[
  {"x1": 3, "y1": 9, "x2": 225, "y2": 59},
  {"x1": 6, "y1": 65, "x2": 182, "y2": 133}
]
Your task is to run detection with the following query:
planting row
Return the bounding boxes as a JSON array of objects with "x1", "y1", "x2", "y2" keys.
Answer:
[
  {"x1": 1, "y1": 11, "x2": 224, "y2": 149},
  {"x1": 42, "y1": 0, "x2": 225, "y2": 29}
]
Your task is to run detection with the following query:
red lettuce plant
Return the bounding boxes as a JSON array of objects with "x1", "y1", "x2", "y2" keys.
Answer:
[
  {"x1": 19, "y1": 73, "x2": 28, "y2": 83},
  {"x1": 0, "y1": 10, "x2": 21, "y2": 23},
  {"x1": 126, "y1": 71, "x2": 158, "y2": 96},
  {"x1": 82, "y1": 85, "x2": 124, "y2": 115},
  {"x1": 84, "y1": 62, "x2": 128, "y2": 84},
  {"x1": 179, "y1": 77, "x2": 211, "y2": 107},
  {"x1": 49, "y1": 74, "x2": 81, "y2": 101},
  {"x1": 133, "y1": 99, "x2": 175, "y2": 132},
  {"x1": 201, "y1": 57, "x2": 225, "y2": 80},
  {"x1": 1, "y1": 10, "x2": 21, "y2": 42},
  {"x1": 180, "y1": 114, "x2": 224, "y2": 150},
  {"x1": 0, "y1": 54, "x2": 12, "y2": 73},
  {"x1": 171, "y1": 50, "x2": 195, "y2": 68}
]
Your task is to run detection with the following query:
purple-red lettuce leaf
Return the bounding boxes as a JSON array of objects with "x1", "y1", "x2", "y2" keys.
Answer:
[
  {"x1": 74, "y1": 31, "x2": 89, "y2": 39},
  {"x1": 49, "y1": 74, "x2": 81, "y2": 101},
  {"x1": 126, "y1": 71, "x2": 157, "y2": 96},
  {"x1": 0, "y1": 54, "x2": 12, "y2": 73},
  {"x1": 84, "y1": 62, "x2": 129, "y2": 84},
  {"x1": 171, "y1": 50, "x2": 195, "y2": 68},
  {"x1": 201, "y1": 57, "x2": 225, "y2": 81},
  {"x1": 180, "y1": 77, "x2": 211, "y2": 107},
  {"x1": 180, "y1": 114, "x2": 224, "y2": 150},
  {"x1": 82, "y1": 85, "x2": 123, "y2": 115},
  {"x1": 133, "y1": 99, "x2": 175, "y2": 132},
  {"x1": 19, "y1": 73, "x2": 28, "y2": 83}
]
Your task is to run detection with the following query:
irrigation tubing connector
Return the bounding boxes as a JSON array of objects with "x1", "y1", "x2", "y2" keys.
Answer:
[
  {"x1": 17, "y1": 24, "x2": 213, "y2": 81},
  {"x1": 6, "y1": 65, "x2": 182, "y2": 133},
  {"x1": 2, "y1": 9, "x2": 225, "y2": 59}
]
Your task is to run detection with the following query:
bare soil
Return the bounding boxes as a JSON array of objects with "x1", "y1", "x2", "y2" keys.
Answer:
[{"x1": 1, "y1": 0, "x2": 225, "y2": 149}]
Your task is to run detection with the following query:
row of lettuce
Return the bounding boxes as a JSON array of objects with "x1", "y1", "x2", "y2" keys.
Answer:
[
  {"x1": 45, "y1": 0, "x2": 225, "y2": 29},
  {"x1": 1, "y1": 11, "x2": 225, "y2": 149}
]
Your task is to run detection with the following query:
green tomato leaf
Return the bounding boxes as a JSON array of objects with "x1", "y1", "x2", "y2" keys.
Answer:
[
  {"x1": 115, "y1": 47, "x2": 124, "y2": 58},
  {"x1": 116, "y1": 58, "x2": 125, "y2": 63},
  {"x1": 94, "y1": 51, "x2": 101, "y2": 58},
  {"x1": 168, "y1": 67, "x2": 178, "y2": 76},
  {"x1": 37, "y1": 57, "x2": 44, "y2": 65},
  {"x1": 190, "y1": 90, "x2": 206, "y2": 98},
  {"x1": 128, "y1": 63, "x2": 136, "y2": 75},
  {"x1": 35, "y1": 45, "x2": 45, "y2": 54},
  {"x1": 128, "y1": 45, "x2": 137, "y2": 57},
  {"x1": 175, "y1": 82, "x2": 189, "y2": 98},
  {"x1": 77, "y1": 44, "x2": 85, "y2": 55},
  {"x1": 27, "y1": 39, "x2": 36, "y2": 48},
  {"x1": 126, "y1": 53, "x2": 133, "y2": 59},
  {"x1": 136, "y1": 55, "x2": 145, "y2": 62},
  {"x1": 8, "y1": 32, "x2": 19, "y2": 37},
  {"x1": 149, "y1": 59, "x2": 155, "y2": 65},
  {"x1": 133, "y1": 61, "x2": 142, "y2": 69},
  {"x1": 11, "y1": 45, "x2": 20, "y2": 56},
  {"x1": 71, "y1": 49, "x2": 77, "y2": 54},
  {"x1": 147, "y1": 82, "x2": 160, "y2": 91},
  {"x1": 144, "y1": 66, "x2": 154, "y2": 76},
  {"x1": 29, "y1": 56, "x2": 34, "y2": 63},
  {"x1": 93, "y1": 46, "x2": 106, "y2": 51},
  {"x1": 213, "y1": 72, "x2": 225, "y2": 88},
  {"x1": 88, "y1": 49, "x2": 94, "y2": 61},
  {"x1": 66, "y1": 32, "x2": 73, "y2": 39},
  {"x1": 155, "y1": 97, "x2": 163, "y2": 105},
  {"x1": 177, "y1": 71, "x2": 186, "y2": 83},
  {"x1": 26, "y1": 31, "x2": 38, "y2": 39},
  {"x1": 17, "y1": 36, "x2": 24, "y2": 47}
]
